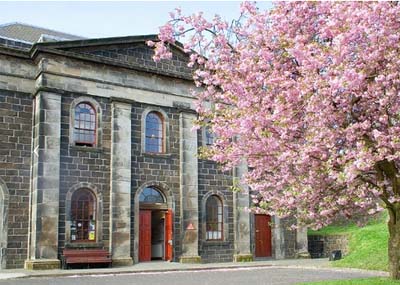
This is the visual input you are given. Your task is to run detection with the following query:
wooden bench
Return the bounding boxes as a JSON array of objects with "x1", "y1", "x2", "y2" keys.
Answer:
[{"x1": 62, "y1": 249, "x2": 112, "y2": 269}]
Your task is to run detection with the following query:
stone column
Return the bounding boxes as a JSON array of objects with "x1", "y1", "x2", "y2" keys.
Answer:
[
  {"x1": 273, "y1": 216, "x2": 285, "y2": 259},
  {"x1": 233, "y1": 162, "x2": 253, "y2": 262},
  {"x1": 25, "y1": 92, "x2": 61, "y2": 270},
  {"x1": 296, "y1": 225, "x2": 310, "y2": 258},
  {"x1": 110, "y1": 101, "x2": 133, "y2": 266},
  {"x1": 179, "y1": 112, "x2": 201, "y2": 263}
]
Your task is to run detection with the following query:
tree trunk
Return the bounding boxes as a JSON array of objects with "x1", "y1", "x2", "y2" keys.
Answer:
[{"x1": 388, "y1": 206, "x2": 400, "y2": 279}]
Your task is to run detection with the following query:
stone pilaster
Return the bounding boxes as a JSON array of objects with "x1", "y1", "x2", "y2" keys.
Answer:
[
  {"x1": 233, "y1": 162, "x2": 253, "y2": 262},
  {"x1": 25, "y1": 92, "x2": 61, "y2": 270},
  {"x1": 273, "y1": 216, "x2": 285, "y2": 259},
  {"x1": 296, "y1": 225, "x2": 310, "y2": 258},
  {"x1": 179, "y1": 112, "x2": 201, "y2": 263},
  {"x1": 110, "y1": 101, "x2": 133, "y2": 266}
]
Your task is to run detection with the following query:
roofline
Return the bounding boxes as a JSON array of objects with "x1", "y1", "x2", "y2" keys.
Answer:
[
  {"x1": 0, "y1": 44, "x2": 30, "y2": 58},
  {"x1": 0, "y1": 33, "x2": 192, "y2": 81},
  {"x1": 31, "y1": 34, "x2": 189, "y2": 61},
  {"x1": 30, "y1": 45, "x2": 193, "y2": 81},
  {"x1": 0, "y1": 21, "x2": 85, "y2": 40},
  {"x1": 0, "y1": 35, "x2": 32, "y2": 45},
  {"x1": 33, "y1": 34, "x2": 160, "y2": 49}
]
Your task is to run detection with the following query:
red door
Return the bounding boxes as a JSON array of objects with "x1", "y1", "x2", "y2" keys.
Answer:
[
  {"x1": 164, "y1": 209, "x2": 173, "y2": 261},
  {"x1": 255, "y1": 215, "x2": 272, "y2": 257},
  {"x1": 139, "y1": 210, "x2": 152, "y2": 262}
]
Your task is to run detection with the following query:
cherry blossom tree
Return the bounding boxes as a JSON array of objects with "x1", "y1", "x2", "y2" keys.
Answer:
[{"x1": 149, "y1": 2, "x2": 400, "y2": 278}]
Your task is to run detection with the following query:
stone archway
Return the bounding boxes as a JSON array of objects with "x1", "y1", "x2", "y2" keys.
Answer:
[
  {"x1": 133, "y1": 181, "x2": 175, "y2": 263},
  {"x1": 0, "y1": 179, "x2": 9, "y2": 269}
]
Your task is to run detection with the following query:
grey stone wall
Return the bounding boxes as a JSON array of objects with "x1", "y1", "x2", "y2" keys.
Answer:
[
  {"x1": 197, "y1": 128, "x2": 234, "y2": 262},
  {"x1": 281, "y1": 218, "x2": 297, "y2": 258},
  {"x1": 0, "y1": 90, "x2": 32, "y2": 268},
  {"x1": 308, "y1": 234, "x2": 349, "y2": 258},
  {"x1": 58, "y1": 93, "x2": 112, "y2": 255},
  {"x1": 130, "y1": 103, "x2": 181, "y2": 261}
]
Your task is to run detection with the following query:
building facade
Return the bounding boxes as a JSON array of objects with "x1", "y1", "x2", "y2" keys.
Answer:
[{"x1": 0, "y1": 23, "x2": 308, "y2": 270}]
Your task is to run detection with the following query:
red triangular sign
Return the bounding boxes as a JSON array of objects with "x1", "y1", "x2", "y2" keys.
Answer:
[{"x1": 186, "y1": 222, "x2": 195, "y2": 230}]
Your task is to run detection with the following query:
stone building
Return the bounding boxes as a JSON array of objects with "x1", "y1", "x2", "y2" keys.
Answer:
[{"x1": 0, "y1": 23, "x2": 308, "y2": 270}]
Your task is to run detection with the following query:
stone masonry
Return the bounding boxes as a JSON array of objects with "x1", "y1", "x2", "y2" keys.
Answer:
[
  {"x1": 0, "y1": 90, "x2": 32, "y2": 269},
  {"x1": 0, "y1": 31, "x2": 304, "y2": 269}
]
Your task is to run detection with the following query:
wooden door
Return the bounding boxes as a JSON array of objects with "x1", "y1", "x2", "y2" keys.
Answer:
[
  {"x1": 255, "y1": 214, "x2": 272, "y2": 257},
  {"x1": 164, "y1": 209, "x2": 173, "y2": 261},
  {"x1": 139, "y1": 210, "x2": 152, "y2": 262}
]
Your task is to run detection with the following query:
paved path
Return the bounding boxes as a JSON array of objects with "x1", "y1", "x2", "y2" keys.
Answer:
[
  {"x1": 0, "y1": 258, "x2": 387, "y2": 284},
  {"x1": 0, "y1": 266, "x2": 386, "y2": 285}
]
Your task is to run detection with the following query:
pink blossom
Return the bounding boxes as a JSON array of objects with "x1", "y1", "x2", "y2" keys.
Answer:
[{"x1": 152, "y1": 3, "x2": 400, "y2": 271}]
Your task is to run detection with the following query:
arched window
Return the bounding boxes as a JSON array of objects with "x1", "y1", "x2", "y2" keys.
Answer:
[
  {"x1": 145, "y1": 112, "x2": 164, "y2": 153},
  {"x1": 71, "y1": 189, "x2": 96, "y2": 242},
  {"x1": 206, "y1": 195, "x2": 223, "y2": 240},
  {"x1": 74, "y1": 102, "x2": 96, "y2": 147},
  {"x1": 139, "y1": 187, "x2": 165, "y2": 204}
]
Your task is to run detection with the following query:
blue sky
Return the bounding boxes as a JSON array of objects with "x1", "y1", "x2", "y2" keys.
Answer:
[{"x1": 0, "y1": 1, "x2": 273, "y2": 39}]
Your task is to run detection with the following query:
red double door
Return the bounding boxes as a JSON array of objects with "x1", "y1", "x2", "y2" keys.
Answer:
[
  {"x1": 139, "y1": 209, "x2": 173, "y2": 262},
  {"x1": 255, "y1": 214, "x2": 272, "y2": 257}
]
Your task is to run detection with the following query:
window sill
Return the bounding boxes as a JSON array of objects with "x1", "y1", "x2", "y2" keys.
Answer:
[
  {"x1": 203, "y1": 240, "x2": 229, "y2": 245},
  {"x1": 70, "y1": 145, "x2": 103, "y2": 153},
  {"x1": 65, "y1": 242, "x2": 104, "y2": 249},
  {"x1": 200, "y1": 158, "x2": 217, "y2": 164},
  {"x1": 142, "y1": 152, "x2": 172, "y2": 158}
]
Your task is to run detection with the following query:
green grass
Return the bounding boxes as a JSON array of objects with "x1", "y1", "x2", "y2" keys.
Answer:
[
  {"x1": 309, "y1": 213, "x2": 388, "y2": 271},
  {"x1": 297, "y1": 277, "x2": 400, "y2": 285}
]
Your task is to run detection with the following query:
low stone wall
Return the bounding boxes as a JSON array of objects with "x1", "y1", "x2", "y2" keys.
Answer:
[
  {"x1": 308, "y1": 234, "x2": 349, "y2": 258},
  {"x1": 199, "y1": 241, "x2": 234, "y2": 263}
]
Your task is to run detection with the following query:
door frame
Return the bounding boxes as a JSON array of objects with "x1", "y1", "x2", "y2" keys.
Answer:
[
  {"x1": 164, "y1": 209, "x2": 173, "y2": 261},
  {"x1": 139, "y1": 210, "x2": 152, "y2": 262},
  {"x1": 133, "y1": 182, "x2": 175, "y2": 264},
  {"x1": 254, "y1": 214, "x2": 272, "y2": 258}
]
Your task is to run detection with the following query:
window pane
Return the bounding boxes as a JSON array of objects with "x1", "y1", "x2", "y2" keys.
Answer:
[
  {"x1": 71, "y1": 189, "x2": 96, "y2": 242},
  {"x1": 145, "y1": 112, "x2": 163, "y2": 153},
  {"x1": 74, "y1": 102, "x2": 96, "y2": 146},
  {"x1": 139, "y1": 187, "x2": 165, "y2": 203},
  {"x1": 205, "y1": 127, "x2": 214, "y2": 146},
  {"x1": 206, "y1": 195, "x2": 223, "y2": 240}
]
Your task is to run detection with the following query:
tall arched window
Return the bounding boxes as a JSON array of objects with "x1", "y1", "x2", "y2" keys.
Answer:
[
  {"x1": 74, "y1": 102, "x2": 96, "y2": 147},
  {"x1": 71, "y1": 189, "x2": 96, "y2": 242},
  {"x1": 145, "y1": 112, "x2": 164, "y2": 153},
  {"x1": 206, "y1": 195, "x2": 223, "y2": 240}
]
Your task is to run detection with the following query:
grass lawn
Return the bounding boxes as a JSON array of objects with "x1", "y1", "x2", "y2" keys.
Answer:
[
  {"x1": 297, "y1": 277, "x2": 400, "y2": 285},
  {"x1": 309, "y1": 213, "x2": 388, "y2": 271}
]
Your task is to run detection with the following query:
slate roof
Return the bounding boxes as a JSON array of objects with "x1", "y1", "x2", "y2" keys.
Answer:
[{"x1": 0, "y1": 22, "x2": 85, "y2": 43}]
